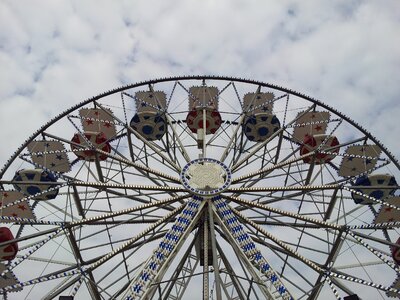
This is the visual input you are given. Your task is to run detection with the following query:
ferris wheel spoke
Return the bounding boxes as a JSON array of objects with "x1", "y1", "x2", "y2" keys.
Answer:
[
  {"x1": 18, "y1": 254, "x2": 75, "y2": 268},
  {"x1": 98, "y1": 162, "x2": 184, "y2": 207},
  {"x1": 70, "y1": 194, "x2": 187, "y2": 228},
  {"x1": 232, "y1": 151, "x2": 318, "y2": 184},
  {"x1": 327, "y1": 270, "x2": 399, "y2": 296},
  {"x1": 225, "y1": 194, "x2": 342, "y2": 231},
  {"x1": 67, "y1": 218, "x2": 169, "y2": 258},
  {"x1": 348, "y1": 221, "x2": 400, "y2": 231},
  {"x1": 0, "y1": 177, "x2": 184, "y2": 210},
  {"x1": 42, "y1": 274, "x2": 82, "y2": 300},
  {"x1": 1, "y1": 228, "x2": 66, "y2": 280},
  {"x1": 0, "y1": 263, "x2": 83, "y2": 293},
  {"x1": 95, "y1": 148, "x2": 181, "y2": 183},
  {"x1": 218, "y1": 114, "x2": 246, "y2": 163},
  {"x1": 164, "y1": 113, "x2": 191, "y2": 163},
  {"x1": 225, "y1": 192, "x2": 400, "y2": 256},
  {"x1": 326, "y1": 276, "x2": 367, "y2": 300},
  {"x1": 248, "y1": 234, "x2": 316, "y2": 295},
  {"x1": 107, "y1": 145, "x2": 179, "y2": 183},
  {"x1": 324, "y1": 276, "x2": 342, "y2": 300},
  {"x1": 227, "y1": 183, "x2": 340, "y2": 194},
  {"x1": 85, "y1": 203, "x2": 185, "y2": 277},
  {"x1": 231, "y1": 206, "x2": 325, "y2": 273},
  {"x1": 237, "y1": 210, "x2": 391, "y2": 299},
  {"x1": 102, "y1": 188, "x2": 180, "y2": 207},
  {"x1": 70, "y1": 185, "x2": 161, "y2": 209},
  {"x1": 344, "y1": 231, "x2": 400, "y2": 272},
  {"x1": 71, "y1": 180, "x2": 184, "y2": 192},
  {"x1": 86, "y1": 230, "x2": 171, "y2": 299}
]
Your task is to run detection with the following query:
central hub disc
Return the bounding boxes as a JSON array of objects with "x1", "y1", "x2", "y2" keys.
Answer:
[{"x1": 180, "y1": 158, "x2": 232, "y2": 196}]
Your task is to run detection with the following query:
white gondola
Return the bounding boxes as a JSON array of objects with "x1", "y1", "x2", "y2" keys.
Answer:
[
  {"x1": 338, "y1": 145, "x2": 381, "y2": 177},
  {"x1": 0, "y1": 263, "x2": 21, "y2": 292},
  {"x1": 387, "y1": 276, "x2": 400, "y2": 298},
  {"x1": 0, "y1": 191, "x2": 35, "y2": 221},
  {"x1": 242, "y1": 92, "x2": 274, "y2": 114},
  {"x1": 79, "y1": 108, "x2": 117, "y2": 139},
  {"x1": 374, "y1": 197, "x2": 400, "y2": 223},
  {"x1": 28, "y1": 140, "x2": 70, "y2": 173},
  {"x1": 293, "y1": 111, "x2": 330, "y2": 143}
]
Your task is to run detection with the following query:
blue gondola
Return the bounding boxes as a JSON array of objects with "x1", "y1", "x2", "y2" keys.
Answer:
[
  {"x1": 13, "y1": 169, "x2": 58, "y2": 200},
  {"x1": 352, "y1": 174, "x2": 397, "y2": 205}
]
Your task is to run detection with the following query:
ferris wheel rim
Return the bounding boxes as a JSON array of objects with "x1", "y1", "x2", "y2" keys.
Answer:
[{"x1": 0, "y1": 75, "x2": 398, "y2": 299}]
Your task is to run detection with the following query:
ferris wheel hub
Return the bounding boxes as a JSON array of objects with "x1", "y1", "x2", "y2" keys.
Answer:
[{"x1": 180, "y1": 158, "x2": 232, "y2": 196}]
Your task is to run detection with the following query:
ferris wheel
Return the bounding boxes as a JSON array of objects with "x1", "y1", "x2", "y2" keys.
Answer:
[{"x1": 0, "y1": 76, "x2": 399, "y2": 300}]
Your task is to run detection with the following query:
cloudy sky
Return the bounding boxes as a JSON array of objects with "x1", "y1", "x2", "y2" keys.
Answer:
[
  {"x1": 1, "y1": 0, "x2": 399, "y2": 166},
  {"x1": 0, "y1": 1, "x2": 399, "y2": 298}
]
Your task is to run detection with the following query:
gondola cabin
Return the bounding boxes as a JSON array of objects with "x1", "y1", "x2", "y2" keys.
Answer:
[{"x1": 13, "y1": 169, "x2": 58, "y2": 200}]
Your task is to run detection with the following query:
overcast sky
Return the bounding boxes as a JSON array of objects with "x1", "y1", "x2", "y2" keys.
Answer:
[
  {"x1": 0, "y1": 1, "x2": 399, "y2": 299},
  {"x1": 0, "y1": 0, "x2": 399, "y2": 167}
]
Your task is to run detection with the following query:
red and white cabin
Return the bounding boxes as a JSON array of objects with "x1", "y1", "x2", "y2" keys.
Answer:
[
  {"x1": 300, "y1": 134, "x2": 339, "y2": 164},
  {"x1": 0, "y1": 227, "x2": 18, "y2": 261},
  {"x1": 71, "y1": 132, "x2": 111, "y2": 161}
]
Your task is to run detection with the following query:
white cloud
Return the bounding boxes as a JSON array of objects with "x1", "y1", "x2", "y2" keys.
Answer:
[{"x1": 0, "y1": 0, "x2": 399, "y2": 298}]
